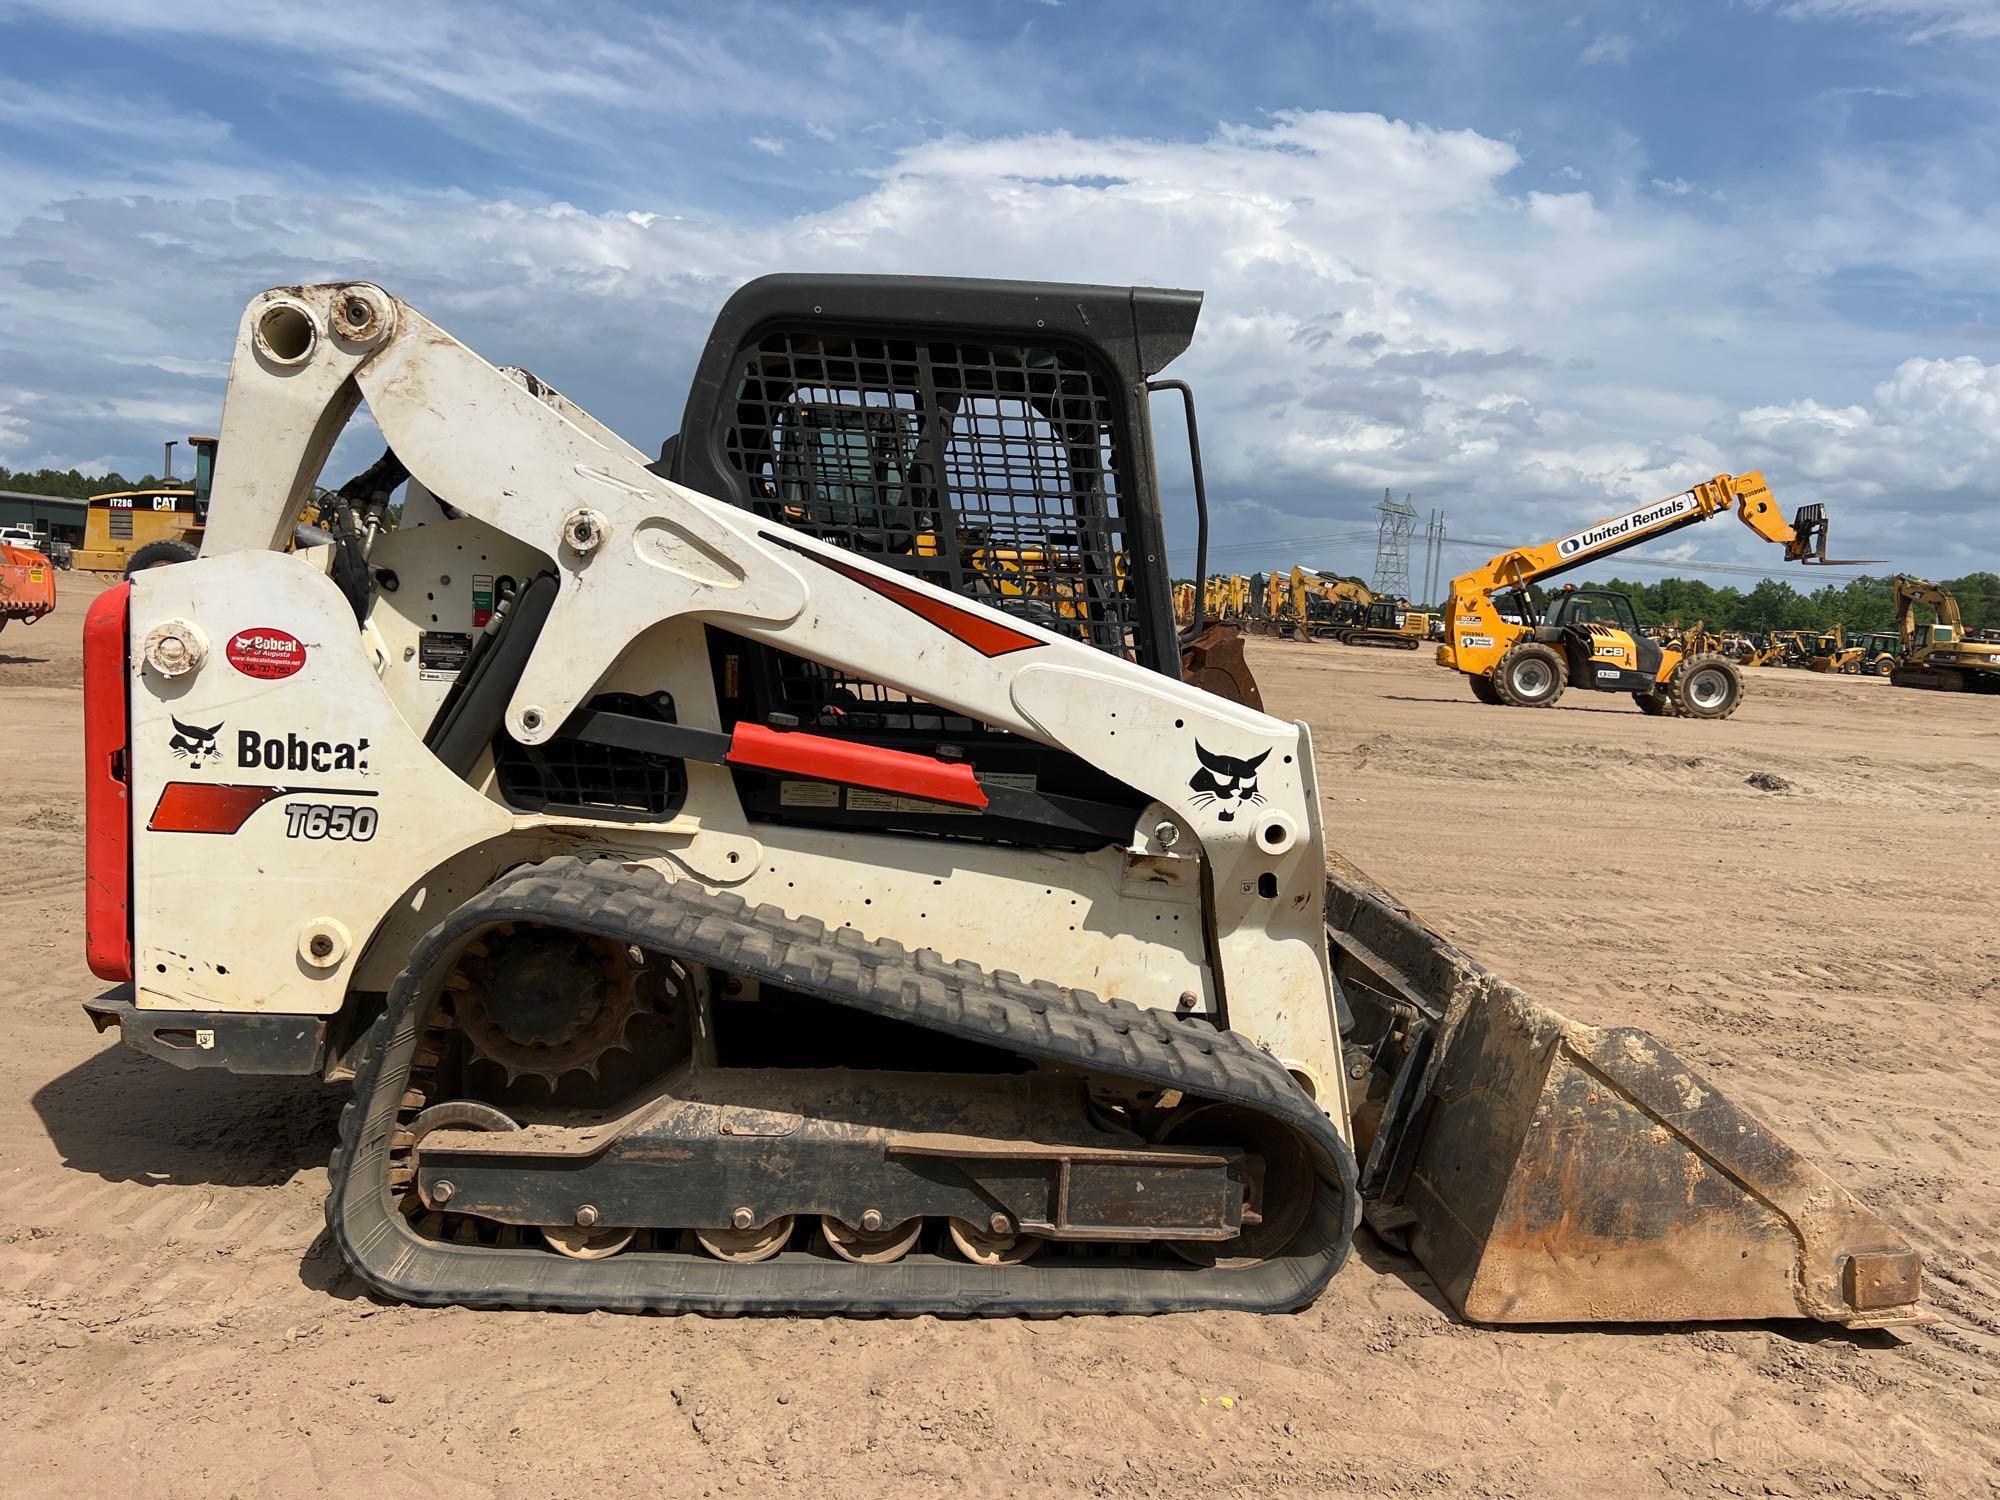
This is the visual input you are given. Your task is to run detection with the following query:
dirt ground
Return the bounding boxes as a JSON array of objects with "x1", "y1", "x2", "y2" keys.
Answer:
[{"x1": 2, "y1": 575, "x2": 1995, "y2": 1499}]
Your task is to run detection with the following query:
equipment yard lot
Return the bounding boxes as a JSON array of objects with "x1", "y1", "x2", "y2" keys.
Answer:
[{"x1": 2, "y1": 578, "x2": 1994, "y2": 1499}]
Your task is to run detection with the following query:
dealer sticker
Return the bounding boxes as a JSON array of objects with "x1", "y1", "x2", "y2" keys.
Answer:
[
  {"x1": 225, "y1": 627, "x2": 307, "y2": 680},
  {"x1": 1460, "y1": 634, "x2": 1494, "y2": 649}
]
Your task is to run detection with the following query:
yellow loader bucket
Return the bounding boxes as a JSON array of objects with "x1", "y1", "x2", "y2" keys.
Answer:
[{"x1": 1328, "y1": 862, "x2": 1922, "y2": 1327}]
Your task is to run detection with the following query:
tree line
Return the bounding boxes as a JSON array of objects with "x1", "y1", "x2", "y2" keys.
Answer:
[
  {"x1": 1534, "y1": 572, "x2": 2000, "y2": 634},
  {"x1": 0, "y1": 464, "x2": 175, "y2": 499}
]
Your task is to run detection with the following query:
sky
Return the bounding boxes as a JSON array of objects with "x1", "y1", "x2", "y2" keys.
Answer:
[{"x1": 2, "y1": 0, "x2": 1997, "y2": 589}]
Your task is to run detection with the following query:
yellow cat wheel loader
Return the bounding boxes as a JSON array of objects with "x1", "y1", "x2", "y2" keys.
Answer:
[
  {"x1": 79, "y1": 277, "x2": 1919, "y2": 1326},
  {"x1": 1439, "y1": 479, "x2": 1864, "y2": 715}
]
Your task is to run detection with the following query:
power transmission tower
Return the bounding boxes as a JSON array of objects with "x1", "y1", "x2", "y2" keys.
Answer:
[
  {"x1": 1373, "y1": 488, "x2": 1418, "y2": 600},
  {"x1": 1421, "y1": 508, "x2": 1448, "y2": 606}
]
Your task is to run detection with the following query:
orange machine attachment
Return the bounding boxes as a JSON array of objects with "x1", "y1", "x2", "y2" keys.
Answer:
[{"x1": 0, "y1": 543, "x2": 56, "y2": 631}]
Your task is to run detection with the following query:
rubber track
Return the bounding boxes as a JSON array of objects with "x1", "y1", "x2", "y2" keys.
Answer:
[{"x1": 326, "y1": 857, "x2": 1360, "y2": 1316}]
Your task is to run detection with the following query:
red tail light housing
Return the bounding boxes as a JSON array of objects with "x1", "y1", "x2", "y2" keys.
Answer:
[{"x1": 84, "y1": 583, "x2": 132, "y2": 981}]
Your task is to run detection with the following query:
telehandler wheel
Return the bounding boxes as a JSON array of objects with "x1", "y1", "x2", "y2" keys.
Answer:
[
  {"x1": 1668, "y1": 653, "x2": 1743, "y2": 720},
  {"x1": 1491, "y1": 642, "x2": 1566, "y2": 708},
  {"x1": 1468, "y1": 674, "x2": 1503, "y2": 705},
  {"x1": 1633, "y1": 689, "x2": 1675, "y2": 716}
]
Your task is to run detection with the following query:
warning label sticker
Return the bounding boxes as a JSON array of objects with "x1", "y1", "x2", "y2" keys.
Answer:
[{"x1": 778, "y1": 781, "x2": 840, "y2": 809}]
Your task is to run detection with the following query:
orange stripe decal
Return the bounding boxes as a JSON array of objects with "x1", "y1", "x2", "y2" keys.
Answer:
[{"x1": 147, "y1": 782, "x2": 288, "y2": 835}]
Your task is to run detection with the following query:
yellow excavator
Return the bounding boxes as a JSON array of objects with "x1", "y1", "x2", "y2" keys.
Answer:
[
  {"x1": 1336, "y1": 596, "x2": 1430, "y2": 650},
  {"x1": 1308, "y1": 575, "x2": 1375, "y2": 639},
  {"x1": 1438, "y1": 474, "x2": 1855, "y2": 714},
  {"x1": 1889, "y1": 576, "x2": 2000, "y2": 692}
]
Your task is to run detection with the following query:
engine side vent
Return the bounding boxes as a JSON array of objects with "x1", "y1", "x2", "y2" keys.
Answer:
[{"x1": 492, "y1": 692, "x2": 687, "y2": 821}]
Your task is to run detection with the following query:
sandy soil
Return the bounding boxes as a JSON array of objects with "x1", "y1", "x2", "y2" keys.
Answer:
[{"x1": 2, "y1": 580, "x2": 1995, "y2": 1498}]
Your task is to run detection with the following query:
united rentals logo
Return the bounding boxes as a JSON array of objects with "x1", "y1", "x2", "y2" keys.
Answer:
[
  {"x1": 167, "y1": 716, "x2": 223, "y2": 769},
  {"x1": 1555, "y1": 493, "x2": 1700, "y2": 559}
]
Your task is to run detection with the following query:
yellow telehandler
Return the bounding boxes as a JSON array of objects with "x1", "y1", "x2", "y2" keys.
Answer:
[{"x1": 1437, "y1": 477, "x2": 1859, "y2": 715}]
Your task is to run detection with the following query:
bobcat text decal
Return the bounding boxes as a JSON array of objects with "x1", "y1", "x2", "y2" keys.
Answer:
[{"x1": 238, "y1": 730, "x2": 372, "y2": 774}]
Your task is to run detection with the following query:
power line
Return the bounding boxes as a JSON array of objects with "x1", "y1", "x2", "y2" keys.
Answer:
[{"x1": 1179, "y1": 527, "x2": 1873, "y2": 582}]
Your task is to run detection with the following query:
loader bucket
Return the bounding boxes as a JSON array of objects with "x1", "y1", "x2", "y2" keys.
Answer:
[
  {"x1": 1179, "y1": 621, "x2": 1264, "y2": 711},
  {"x1": 1328, "y1": 860, "x2": 1922, "y2": 1327}
]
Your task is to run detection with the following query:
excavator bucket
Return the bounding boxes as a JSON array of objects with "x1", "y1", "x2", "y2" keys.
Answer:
[
  {"x1": 1180, "y1": 621, "x2": 1264, "y2": 711},
  {"x1": 1329, "y1": 859, "x2": 1923, "y2": 1327}
]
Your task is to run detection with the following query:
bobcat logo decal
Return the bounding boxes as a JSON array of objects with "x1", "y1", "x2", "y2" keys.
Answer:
[
  {"x1": 1188, "y1": 743, "x2": 1270, "y2": 822},
  {"x1": 168, "y1": 715, "x2": 223, "y2": 769}
]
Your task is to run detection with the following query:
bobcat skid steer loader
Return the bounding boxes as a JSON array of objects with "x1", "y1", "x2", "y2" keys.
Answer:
[{"x1": 81, "y1": 277, "x2": 1921, "y2": 1324}]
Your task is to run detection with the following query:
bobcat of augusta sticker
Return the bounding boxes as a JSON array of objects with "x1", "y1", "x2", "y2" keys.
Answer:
[
  {"x1": 225, "y1": 627, "x2": 307, "y2": 680},
  {"x1": 1460, "y1": 634, "x2": 1494, "y2": 649},
  {"x1": 1188, "y1": 743, "x2": 1270, "y2": 823}
]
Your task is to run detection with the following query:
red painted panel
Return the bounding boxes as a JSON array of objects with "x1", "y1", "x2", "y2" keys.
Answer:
[
  {"x1": 727, "y1": 723, "x2": 988, "y2": 809},
  {"x1": 83, "y1": 583, "x2": 132, "y2": 981},
  {"x1": 147, "y1": 782, "x2": 289, "y2": 835}
]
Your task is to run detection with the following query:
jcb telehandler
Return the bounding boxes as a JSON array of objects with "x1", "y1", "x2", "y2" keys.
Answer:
[
  {"x1": 1438, "y1": 478, "x2": 1859, "y2": 715},
  {"x1": 81, "y1": 277, "x2": 1919, "y2": 1325}
]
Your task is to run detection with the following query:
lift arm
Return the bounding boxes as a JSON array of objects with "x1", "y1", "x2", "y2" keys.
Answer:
[{"x1": 1462, "y1": 471, "x2": 1808, "y2": 599}]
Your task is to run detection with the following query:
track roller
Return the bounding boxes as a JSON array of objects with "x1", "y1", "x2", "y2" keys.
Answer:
[{"x1": 822, "y1": 1216, "x2": 921, "y2": 1264}]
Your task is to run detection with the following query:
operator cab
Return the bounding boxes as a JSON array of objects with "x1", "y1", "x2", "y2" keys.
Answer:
[{"x1": 1537, "y1": 585, "x2": 1664, "y2": 687}]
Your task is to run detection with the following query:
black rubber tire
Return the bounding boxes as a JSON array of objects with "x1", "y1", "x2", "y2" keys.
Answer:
[
  {"x1": 1492, "y1": 642, "x2": 1566, "y2": 708},
  {"x1": 1667, "y1": 652, "x2": 1743, "y2": 720},
  {"x1": 1633, "y1": 689, "x2": 1675, "y2": 716},
  {"x1": 1468, "y1": 674, "x2": 1503, "y2": 705},
  {"x1": 124, "y1": 539, "x2": 197, "y2": 578},
  {"x1": 1870, "y1": 657, "x2": 1894, "y2": 677}
]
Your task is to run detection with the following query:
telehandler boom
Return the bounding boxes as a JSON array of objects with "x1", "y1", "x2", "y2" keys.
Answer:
[
  {"x1": 81, "y1": 277, "x2": 1919, "y2": 1326},
  {"x1": 1438, "y1": 475, "x2": 1852, "y2": 714}
]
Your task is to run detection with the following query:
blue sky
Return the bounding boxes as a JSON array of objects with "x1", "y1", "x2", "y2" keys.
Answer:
[{"x1": 2, "y1": 0, "x2": 1997, "y2": 585}]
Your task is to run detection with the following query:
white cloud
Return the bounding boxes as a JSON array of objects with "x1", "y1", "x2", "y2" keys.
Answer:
[
  {"x1": 1579, "y1": 32, "x2": 1637, "y2": 64},
  {"x1": 0, "y1": 0, "x2": 1064, "y2": 157},
  {"x1": 1738, "y1": 356, "x2": 2000, "y2": 504},
  {"x1": 1771, "y1": 0, "x2": 2000, "y2": 42},
  {"x1": 0, "y1": 104, "x2": 1991, "y2": 575},
  {"x1": 749, "y1": 136, "x2": 786, "y2": 157}
]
